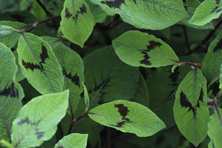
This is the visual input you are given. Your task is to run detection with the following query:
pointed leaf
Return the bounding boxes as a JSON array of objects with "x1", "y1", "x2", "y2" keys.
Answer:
[
  {"x1": 0, "y1": 21, "x2": 26, "y2": 48},
  {"x1": 189, "y1": 0, "x2": 222, "y2": 26},
  {"x1": 60, "y1": 0, "x2": 94, "y2": 47},
  {"x1": 52, "y1": 42, "x2": 84, "y2": 114},
  {"x1": 208, "y1": 108, "x2": 222, "y2": 148},
  {"x1": 17, "y1": 33, "x2": 64, "y2": 94},
  {"x1": 83, "y1": 84, "x2": 89, "y2": 112},
  {"x1": 11, "y1": 90, "x2": 69, "y2": 148},
  {"x1": 112, "y1": 30, "x2": 179, "y2": 68},
  {"x1": 83, "y1": 46, "x2": 139, "y2": 109},
  {"x1": 202, "y1": 30, "x2": 222, "y2": 85},
  {"x1": 173, "y1": 69, "x2": 209, "y2": 147},
  {"x1": 54, "y1": 133, "x2": 88, "y2": 148},
  {"x1": 0, "y1": 25, "x2": 14, "y2": 37},
  {"x1": 89, "y1": 100, "x2": 166, "y2": 137},
  {"x1": 90, "y1": 0, "x2": 188, "y2": 30},
  {"x1": 0, "y1": 43, "x2": 24, "y2": 142}
]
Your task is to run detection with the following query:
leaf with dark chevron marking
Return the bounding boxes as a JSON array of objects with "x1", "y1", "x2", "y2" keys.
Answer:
[
  {"x1": 173, "y1": 69, "x2": 209, "y2": 146},
  {"x1": 89, "y1": 100, "x2": 165, "y2": 137},
  {"x1": 17, "y1": 32, "x2": 64, "y2": 94},
  {"x1": 52, "y1": 42, "x2": 84, "y2": 115},
  {"x1": 113, "y1": 30, "x2": 179, "y2": 68},
  {"x1": 60, "y1": 0, "x2": 94, "y2": 47}
]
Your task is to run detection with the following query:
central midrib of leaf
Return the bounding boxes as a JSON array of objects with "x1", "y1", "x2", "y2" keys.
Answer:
[
  {"x1": 23, "y1": 35, "x2": 56, "y2": 93},
  {"x1": 90, "y1": 62, "x2": 122, "y2": 103}
]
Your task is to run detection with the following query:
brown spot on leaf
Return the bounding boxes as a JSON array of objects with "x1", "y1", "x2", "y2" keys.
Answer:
[
  {"x1": 63, "y1": 68, "x2": 80, "y2": 87},
  {"x1": 22, "y1": 60, "x2": 43, "y2": 71},
  {"x1": 213, "y1": 39, "x2": 222, "y2": 52},
  {"x1": 39, "y1": 44, "x2": 49, "y2": 64},
  {"x1": 18, "y1": 117, "x2": 35, "y2": 126},
  {"x1": 140, "y1": 50, "x2": 152, "y2": 65},
  {"x1": 101, "y1": 0, "x2": 125, "y2": 9},
  {"x1": 114, "y1": 104, "x2": 129, "y2": 120},
  {"x1": 0, "y1": 82, "x2": 18, "y2": 98},
  {"x1": 73, "y1": 4, "x2": 87, "y2": 23},
  {"x1": 65, "y1": 8, "x2": 72, "y2": 18},
  {"x1": 147, "y1": 41, "x2": 162, "y2": 51},
  {"x1": 35, "y1": 127, "x2": 44, "y2": 139},
  {"x1": 212, "y1": 6, "x2": 219, "y2": 13}
]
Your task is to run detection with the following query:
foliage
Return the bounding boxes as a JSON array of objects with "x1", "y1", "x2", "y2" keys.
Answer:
[{"x1": 1, "y1": 0, "x2": 222, "y2": 147}]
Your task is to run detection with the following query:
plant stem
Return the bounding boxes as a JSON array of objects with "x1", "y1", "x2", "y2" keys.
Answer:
[
  {"x1": 19, "y1": 16, "x2": 61, "y2": 33},
  {"x1": 67, "y1": 112, "x2": 88, "y2": 134},
  {"x1": 182, "y1": 26, "x2": 191, "y2": 54},
  {"x1": 178, "y1": 62, "x2": 202, "y2": 68}
]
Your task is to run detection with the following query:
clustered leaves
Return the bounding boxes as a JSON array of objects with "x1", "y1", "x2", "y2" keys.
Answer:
[{"x1": 1, "y1": 0, "x2": 222, "y2": 148}]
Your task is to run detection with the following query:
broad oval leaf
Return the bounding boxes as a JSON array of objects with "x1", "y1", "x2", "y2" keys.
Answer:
[
  {"x1": 17, "y1": 33, "x2": 64, "y2": 94},
  {"x1": 188, "y1": 0, "x2": 222, "y2": 26},
  {"x1": 11, "y1": 90, "x2": 69, "y2": 148},
  {"x1": 52, "y1": 42, "x2": 84, "y2": 114},
  {"x1": 0, "y1": 43, "x2": 24, "y2": 142},
  {"x1": 60, "y1": 0, "x2": 94, "y2": 47},
  {"x1": 173, "y1": 69, "x2": 209, "y2": 147},
  {"x1": 112, "y1": 30, "x2": 179, "y2": 68},
  {"x1": 208, "y1": 108, "x2": 222, "y2": 148},
  {"x1": 83, "y1": 46, "x2": 139, "y2": 109},
  {"x1": 90, "y1": 0, "x2": 189, "y2": 30},
  {"x1": 54, "y1": 133, "x2": 88, "y2": 148},
  {"x1": 88, "y1": 100, "x2": 166, "y2": 137},
  {"x1": 202, "y1": 30, "x2": 222, "y2": 86}
]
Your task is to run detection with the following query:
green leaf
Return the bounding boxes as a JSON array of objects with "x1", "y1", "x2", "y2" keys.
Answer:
[
  {"x1": 17, "y1": 33, "x2": 64, "y2": 94},
  {"x1": 89, "y1": 100, "x2": 166, "y2": 137},
  {"x1": 60, "y1": 0, "x2": 94, "y2": 47},
  {"x1": 13, "y1": 50, "x2": 25, "y2": 82},
  {"x1": 0, "y1": 25, "x2": 14, "y2": 37},
  {"x1": 112, "y1": 30, "x2": 179, "y2": 68},
  {"x1": 188, "y1": 0, "x2": 222, "y2": 26},
  {"x1": 86, "y1": 0, "x2": 107, "y2": 24},
  {"x1": 0, "y1": 21, "x2": 26, "y2": 48},
  {"x1": 202, "y1": 30, "x2": 222, "y2": 85},
  {"x1": 83, "y1": 46, "x2": 139, "y2": 109},
  {"x1": 11, "y1": 90, "x2": 69, "y2": 148},
  {"x1": 208, "y1": 108, "x2": 222, "y2": 148},
  {"x1": 173, "y1": 69, "x2": 209, "y2": 147},
  {"x1": 54, "y1": 133, "x2": 88, "y2": 148},
  {"x1": 90, "y1": 0, "x2": 189, "y2": 30},
  {"x1": 41, "y1": 0, "x2": 64, "y2": 16},
  {"x1": 130, "y1": 73, "x2": 149, "y2": 108},
  {"x1": 0, "y1": 43, "x2": 24, "y2": 142},
  {"x1": 83, "y1": 84, "x2": 89, "y2": 112},
  {"x1": 52, "y1": 42, "x2": 84, "y2": 114}
]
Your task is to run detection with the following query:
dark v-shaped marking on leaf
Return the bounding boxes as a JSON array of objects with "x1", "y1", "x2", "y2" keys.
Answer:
[
  {"x1": 101, "y1": 0, "x2": 125, "y2": 9},
  {"x1": 180, "y1": 88, "x2": 204, "y2": 118},
  {"x1": 0, "y1": 82, "x2": 18, "y2": 98},
  {"x1": 88, "y1": 77, "x2": 111, "y2": 104},
  {"x1": 65, "y1": 4, "x2": 87, "y2": 23},
  {"x1": 35, "y1": 127, "x2": 44, "y2": 139},
  {"x1": 111, "y1": 104, "x2": 132, "y2": 127},
  {"x1": 22, "y1": 44, "x2": 49, "y2": 72},
  {"x1": 62, "y1": 68, "x2": 80, "y2": 87},
  {"x1": 213, "y1": 39, "x2": 222, "y2": 52},
  {"x1": 140, "y1": 41, "x2": 163, "y2": 65},
  {"x1": 17, "y1": 117, "x2": 45, "y2": 141}
]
